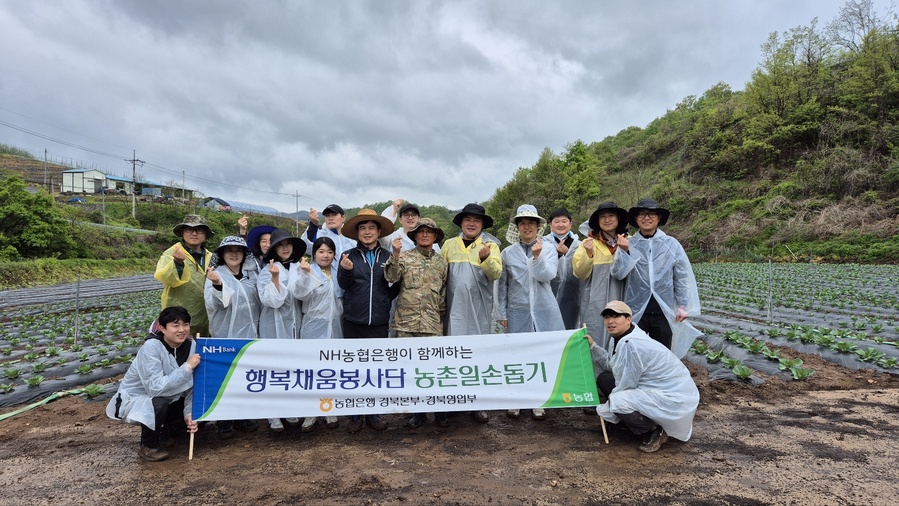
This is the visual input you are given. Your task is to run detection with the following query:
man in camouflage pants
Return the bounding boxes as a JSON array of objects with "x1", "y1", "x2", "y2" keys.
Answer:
[{"x1": 384, "y1": 217, "x2": 450, "y2": 428}]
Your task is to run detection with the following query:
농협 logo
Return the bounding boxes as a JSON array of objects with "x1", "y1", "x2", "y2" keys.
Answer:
[{"x1": 319, "y1": 398, "x2": 334, "y2": 412}]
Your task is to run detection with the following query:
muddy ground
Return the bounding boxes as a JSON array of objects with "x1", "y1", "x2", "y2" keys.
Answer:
[{"x1": 2, "y1": 349, "x2": 899, "y2": 505}]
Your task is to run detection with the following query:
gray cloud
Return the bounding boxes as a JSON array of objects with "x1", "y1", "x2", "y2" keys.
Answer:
[{"x1": 0, "y1": 0, "x2": 850, "y2": 213}]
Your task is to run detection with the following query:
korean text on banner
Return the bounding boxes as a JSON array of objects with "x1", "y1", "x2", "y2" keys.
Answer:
[{"x1": 191, "y1": 328, "x2": 598, "y2": 421}]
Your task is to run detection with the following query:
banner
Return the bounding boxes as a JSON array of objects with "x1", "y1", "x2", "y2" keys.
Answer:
[{"x1": 191, "y1": 328, "x2": 598, "y2": 421}]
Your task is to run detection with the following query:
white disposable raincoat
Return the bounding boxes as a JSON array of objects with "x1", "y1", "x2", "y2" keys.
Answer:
[
  {"x1": 611, "y1": 229, "x2": 701, "y2": 358},
  {"x1": 590, "y1": 325, "x2": 699, "y2": 441},
  {"x1": 290, "y1": 263, "x2": 344, "y2": 339},
  {"x1": 204, "y1": 265, "x2": 260, "y2": 339},
  {"x1": 302, "y1": 224, "x2": 356, "y2": 265},
  {"x1": 257, "y1": 262, "x2": 303, "y2": 339},
  {"x1": 441, "y1": 233, "x2": 502, "y2": 336},
  {"x1": 544, "y1": 231, "x2": 582, "y2": 329},
  {"x1": 497, "y1": 238, "x2": 565, "y2": 333},
  {"x1": 105, "y1": 337, "x2": 195, "y2": 430},
  {"x1": 572, "y1": 238, "x2": 627, "y2": 352},
  {"x1": 378, "y1": 205, "x2": 442, "y2": 253}
]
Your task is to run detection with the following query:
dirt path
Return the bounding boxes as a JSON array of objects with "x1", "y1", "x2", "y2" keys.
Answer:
[{"x1": 2, "y1": 358, "x2": 898, "y2": 505}]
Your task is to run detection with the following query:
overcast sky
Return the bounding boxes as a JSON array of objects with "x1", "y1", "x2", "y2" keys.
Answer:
[{"x1": 0, "y1": 0, "x2": 854, "y2": 214}]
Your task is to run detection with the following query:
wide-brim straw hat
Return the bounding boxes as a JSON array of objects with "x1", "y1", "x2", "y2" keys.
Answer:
[
  {"x1": 588, "y1": 202, "x2": 629, "y2": 235},
  {"x1": 173, "y1": 214, "x2": 214, "y2": 237},
  {"x1": 628, "y1": 198, "x2": 670, "y2": 227},
  {"x1": 407, "y1": 218, "x2": 445, "y2": 245},
  {"x1": 452, "y1": 203, "x2": 494, "y2": 229},
  {"x1": 262, "y1": 228, "x2": 307, "y2": 263},
  {"x1": 342, "y1": 209, "x2": 395, "y2": 240}
]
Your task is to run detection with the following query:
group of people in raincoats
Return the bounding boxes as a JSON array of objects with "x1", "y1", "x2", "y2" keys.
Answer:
[{"x1": 112, "y1": 197, "x2": 702, "y2": 459}]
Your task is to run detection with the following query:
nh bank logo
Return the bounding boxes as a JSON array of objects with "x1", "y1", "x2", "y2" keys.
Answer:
[{"x1": 202, "y1": 345, "x2": 238, "y2": 353}]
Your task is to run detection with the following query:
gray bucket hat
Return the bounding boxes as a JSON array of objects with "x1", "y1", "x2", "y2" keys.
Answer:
[
  {"x1": 173, "y1": 214, "x2": 214, "y2": 237},
  {"x1": 213, "y1": 236, "x2": 251, "y2": 267},
  {"x1": 407, "y1": 218, "x2": 445, "y2": 245}
]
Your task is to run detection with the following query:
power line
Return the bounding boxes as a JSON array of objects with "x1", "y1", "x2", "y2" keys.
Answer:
[{"x1": 0, "y1": 116, "x2": 328, "y2": 206}]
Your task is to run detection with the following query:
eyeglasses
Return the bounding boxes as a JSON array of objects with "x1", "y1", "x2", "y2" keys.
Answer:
[
  {"x1": 401, "y1": 212, "x2": 418, "y2": 218},
  {"x1": 636, "y1": 211, "x2": 658, "y2": 218},
  {"x1": 184, "y1": 227, "x2": 206, "y2": 234}
]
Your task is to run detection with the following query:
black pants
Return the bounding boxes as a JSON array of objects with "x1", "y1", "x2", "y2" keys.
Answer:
[
  {"x1": 596, "y1": 371, "x2": 656, "y2": 435},
  {"x1": 140, "y1": 397, "x2": 185, "y2": 448},
  {"x1": 342, "y1": 319, "x2": 389, "y2": 339},
  {"x1": 637, "y1": 312, "x2": 672, "y2": 350}
]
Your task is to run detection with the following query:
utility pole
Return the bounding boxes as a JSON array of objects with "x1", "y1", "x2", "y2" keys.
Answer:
[
  {"x1": 43, "y1": 149, "x2": 48, "y2": 190},
  {"x1": 294, "y1": 190, "x2": 301, "y2": 235},
  {"x1": 125, "y1": 150, "x2": 145, "y2": 219},
  {"x1": 182, "y1": 170, "x2": 186, "y2": 199}
]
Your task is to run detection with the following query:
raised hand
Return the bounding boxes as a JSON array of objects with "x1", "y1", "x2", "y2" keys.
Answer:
[
  {"x1": 269, "y1": 259, "x2": 280, "y2": 278},
  {"x1": 172, "y1": 244, "x2": 186, "y2": 264},
  {"x1": 237, "y1": 214, "x2": 248, "y2": 234},
  {"x1": 531, "y1": 238, "x2": 543, "y2": 259},
  {"x1": 339, "y1": 252, "x2": 353, "y2": 270},
  {"x1": 309, "y1": 208, "x2": 320, "y2": 226},
  {"x1": 556, "y1": 241, "x2": 569, "y2": 256},
  {"x1": 583, "y1": 237, "x2": 595, "y2": 254},
  {"x1": 206, "y1": 266, "x2": 221, "y2": 285},
  {"x1": 299, "y1": 257, "x2": 311, "y2": 272},
  {"x1": 617, "y1": 234, "x2": 629, "y2": 252},
  {"x1": 391, "y1": 236, "x2": 403, "y2": 256},
  {"x1": 478, "y1": 243, "x2": 491, "y2": 261}
]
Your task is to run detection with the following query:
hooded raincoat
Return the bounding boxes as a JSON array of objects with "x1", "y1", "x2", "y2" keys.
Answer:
[
  {"x1": 257, "y1": 261, "x2": 303, "y2": 339},
  {"x1": 290, "y1": 262, "x2": 344, "y2": 339},
  {"x1": 155, "y1": 242, "x2": 213, "y2": 337},
  {"x1": 105, "y1": 335, "x2": 195, "y2": 430},
  {"x1": 572, "y1": 236, "x2": 627, "y2": 351},
  {"x1": 545, "y1": 231, "x2": 582, "y2": 329},
  {"x1": 204, "y1": 264, "x2": 261, "y2": 339},
  {"x1": 441, "y1": 234, "x2": 502, "y2": 336},
  {"x1": 303, "y1": 224, "x2": 356, "y2": 265},
  {"x1": 589, "y1": 325, "x2": 699, "y2": 441},
  {"x1": 497, "y1": 238, "x2": 566, "y2": 333},
  {"x1": 610, "y1": 229, "x2": 701, "y2": 358}
]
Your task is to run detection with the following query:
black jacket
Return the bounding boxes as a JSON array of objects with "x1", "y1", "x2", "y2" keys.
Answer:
[{"x1": 337, "y1": 244, "x2": 399, "y2": 326}]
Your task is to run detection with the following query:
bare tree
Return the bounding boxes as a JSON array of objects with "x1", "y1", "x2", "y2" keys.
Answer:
[{"x1": 825, "y1": 0, "x2": 893, "y2": 53}]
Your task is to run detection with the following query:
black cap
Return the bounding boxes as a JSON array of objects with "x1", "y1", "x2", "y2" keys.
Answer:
[
  {"x1": 399, "y1": 203, "x2": 420, "y2": 216},
  {"x1": 323, "y1": 204, "x2": 345, "y2": 216}
]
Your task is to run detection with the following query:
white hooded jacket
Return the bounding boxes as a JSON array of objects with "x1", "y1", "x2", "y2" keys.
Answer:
[{"x1": 590, "y1": 325, "x2": 699, "y2": 441}]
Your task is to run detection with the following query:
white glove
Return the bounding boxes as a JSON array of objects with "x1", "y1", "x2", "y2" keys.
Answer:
[{"x1": 596, "y1": 402, "x2": 620, "y2": 424}]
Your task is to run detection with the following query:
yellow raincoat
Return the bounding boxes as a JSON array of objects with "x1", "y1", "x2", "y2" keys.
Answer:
[{"x1": 155, "y1": 242, "x2": 213, "y2": 337}]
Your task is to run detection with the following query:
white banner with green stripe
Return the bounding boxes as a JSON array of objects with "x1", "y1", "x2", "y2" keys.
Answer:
[{"x1": 192, "y1": 328, "x2": 598, "y2": 421}]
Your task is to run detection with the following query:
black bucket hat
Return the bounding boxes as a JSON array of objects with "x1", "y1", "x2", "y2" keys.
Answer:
[
  {"x1": 627, "y1": 198, "x2": 670, "y2": 228},
  {"x1": 263, "y1": 228, "x2": 307, "y2": 263},
  {"x1": 453, "y1": 203, "x2": 494, "y2": 229},
  {"x1": 588, "y1": 202, "x2": 629, "y2": 235}
]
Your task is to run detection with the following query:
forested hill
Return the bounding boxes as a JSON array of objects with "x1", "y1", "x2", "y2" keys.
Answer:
[{"x1": 485, "y1": 4, "x2": 899, "y2": 263}]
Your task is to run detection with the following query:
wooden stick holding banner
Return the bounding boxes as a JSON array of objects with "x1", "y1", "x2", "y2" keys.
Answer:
[
  {"x1": 189, "y1": 332, "x2": 199, "y2": 460},
  {"x1": 582, "y1": 324, "x2": 609, "y2": 445}
]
